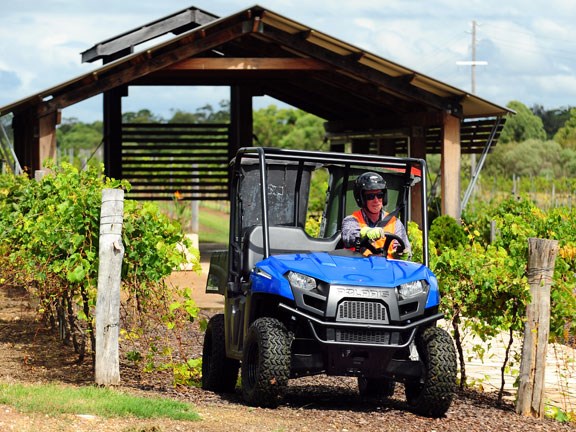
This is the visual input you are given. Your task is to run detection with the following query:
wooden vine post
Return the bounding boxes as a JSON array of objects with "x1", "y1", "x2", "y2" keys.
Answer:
[
  {"x1": 95, "y1": 189, "x2": 125, "y2": 385},
  {"x1": 516, "y1": 237, "x2": 558, "y2": 418}
]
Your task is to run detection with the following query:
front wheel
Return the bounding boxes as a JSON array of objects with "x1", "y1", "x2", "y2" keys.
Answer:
[
  {"x1": 405, "y1": 326, "x2": 457, "y2": 417},
  {"x1": 241, "y1": 317, "x2": 291, "y2": 408},
  {"x1": 202, "y1": 314, "x2": 239, "y2": 392}
]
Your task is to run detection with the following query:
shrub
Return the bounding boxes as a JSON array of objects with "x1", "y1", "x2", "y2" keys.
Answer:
[{"x1": 0, "y1": 162, "x2": 201, "y2": 379}]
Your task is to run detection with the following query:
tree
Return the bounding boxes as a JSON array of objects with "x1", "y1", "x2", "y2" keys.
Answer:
[
  {"x1": 168, "y1": 101, "x2": 230, "y2": 124},
  {"x1": 277, "y1": 111, "x2": 327, "y2": 150},
  {"x1": 122, "y1": 109, "x2": 162, "y2": 124},
  {"x1": 554, "y1": 107, "x2": 576, "y2": 150},
  {"x1": 253, "y1": 106, "x2": 326, "y2": 150},
  {"x1": 531, "y1": 104, "x2": 573, "y2": 139},
  {"x1": 57, "y1": 119, "x2": 102, "y2": 150},
  {"x1": 499, "y1": 101, "x2": 546, "y2": 144},
  {"x1": 486, "y1": 139, "x2": 576, "y2": 178}
]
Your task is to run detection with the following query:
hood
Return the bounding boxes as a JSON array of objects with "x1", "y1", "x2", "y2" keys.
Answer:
[{"x1": 257, "y1": 251, "x2": 434, "y2": 287}]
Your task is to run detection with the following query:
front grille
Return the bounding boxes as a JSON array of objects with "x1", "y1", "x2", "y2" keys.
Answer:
[
  {"x1": 337, "y1": 300, "x2": 388, "y2": 323},
  {"x1": 335, "y1": 329, "x2": 392, "y2": 344}
]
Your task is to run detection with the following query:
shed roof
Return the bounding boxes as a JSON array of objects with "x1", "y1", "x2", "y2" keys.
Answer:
[{"x1": 0, "y1": 4, "x2": 511, "y2": 123}]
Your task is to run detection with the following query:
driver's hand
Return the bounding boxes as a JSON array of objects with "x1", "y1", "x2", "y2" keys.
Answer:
[
  {"x1": 392, "y1": 247, "x2": 410, "y2": 260},
  {"x1": 360, "y1": 227, "x2": 383, "y2": 240}
]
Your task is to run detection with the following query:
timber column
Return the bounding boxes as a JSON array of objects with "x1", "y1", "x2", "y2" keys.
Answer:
[
  {"x1": 230, "y1": 85, "x2": 254, "y2": 159},
  {"x1": 103, "y1": 86, "x2": 126, "y2": 179},
  {"x1": 441, "y1": 113, "x2": 461, "y2": 219}
]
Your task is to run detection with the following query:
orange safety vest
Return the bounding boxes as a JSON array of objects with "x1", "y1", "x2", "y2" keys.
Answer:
[{"x1": 350, "y1": 209, "x2": 398, "y2": 258}]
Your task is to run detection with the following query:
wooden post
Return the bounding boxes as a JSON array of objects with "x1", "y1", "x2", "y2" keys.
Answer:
[
  {"x1": 516, "y1": 237, "x2": 558, "y2": 418},
  {"x1": 95, "y1": 188, "x2": 125, "y2": 385},
  {"x1": 440, "y1": 112, "x2": 461, "y2": 219}
]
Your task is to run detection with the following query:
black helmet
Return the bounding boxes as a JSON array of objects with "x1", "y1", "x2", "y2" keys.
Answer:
[{"x1": 353, "y1": 172, "x2": 387, "y2": 207}]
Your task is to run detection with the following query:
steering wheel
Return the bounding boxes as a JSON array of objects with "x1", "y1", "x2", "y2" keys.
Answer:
[{"x1": 360, "y1": 232, "x2": 406, "y2": 257}]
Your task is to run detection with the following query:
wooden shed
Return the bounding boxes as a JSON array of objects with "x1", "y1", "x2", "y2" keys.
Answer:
[{"x1": 0, "y1": 4, "x2": 511, "y2": 221}]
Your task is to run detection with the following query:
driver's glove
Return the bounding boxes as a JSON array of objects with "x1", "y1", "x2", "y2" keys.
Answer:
[{"x1": 360, "y1": 227, "x2": 383, "y2": 240}]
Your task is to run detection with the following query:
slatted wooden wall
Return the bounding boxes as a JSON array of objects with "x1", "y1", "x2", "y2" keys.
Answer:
[
  {"x1": 344, "y1": 118, "x2": 505, "y2": 156},
  {"x1": 122, "y1": 123, "x2": 230, "y2": 200},
  {"x1": 425, "y1": 118, "x2": 505, "y2": 154}
]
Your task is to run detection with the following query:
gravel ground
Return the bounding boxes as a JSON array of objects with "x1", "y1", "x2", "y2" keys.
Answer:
[{"x1": 1, "y1": 284, "x2": 574, "y2": 432}]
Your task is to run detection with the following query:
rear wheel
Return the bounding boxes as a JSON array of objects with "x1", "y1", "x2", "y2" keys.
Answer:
[
  {"x1": 358, "y1": 376, "x2": 396, "y2": 398},
  {"x1": 405, "y1": 326, "x2": 457, "y2": 417},
  {"x1": 241, "y1": 317, "x2": 291, "y2": 408},
  {"x1": 202, "y1": 314, "x2": 239, "y2": 392}
]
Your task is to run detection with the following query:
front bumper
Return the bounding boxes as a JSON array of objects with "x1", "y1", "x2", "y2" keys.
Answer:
[{"x1": 279, "y1": 303, "x2": 443, "y2": 348}]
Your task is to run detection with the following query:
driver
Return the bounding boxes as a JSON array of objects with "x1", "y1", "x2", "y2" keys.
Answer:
[{"x1": 341, "y1": 172, "x2": 411, "y2": 259}]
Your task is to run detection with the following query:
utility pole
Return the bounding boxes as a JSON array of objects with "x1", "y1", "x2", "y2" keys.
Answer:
[
  {"x1": 456, "y1": 21, "x2": 486, "y2": 91},
  {"x1": 471, "y1": 20, "x2": 477, "y2": 94},
  {"x1": 457, "y1": 20, "x2": 487, "y2": 204},
  {"x1": 470, "y1": 20, "x2": 478, "y2": 176},
  {"x1": 456, "y1": 20, "x2": 488, "y2": 94}
]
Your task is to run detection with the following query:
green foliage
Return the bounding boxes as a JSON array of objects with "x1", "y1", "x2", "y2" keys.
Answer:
[
  {"x1": 462, "y1": 196, "x2": 576, "y2": 341},
  {"x1": 531, "y1": 104, "x2": 573, "y2": 140},
  {"x1": 485, "y1": 139, "x2": 576, "y2": 178},
  {"x1": 0, "y1": 163, "x2": 202, "y2": 377},
  {"x1": 407, "y1": 221, "x2": 436, "y2": 266},
  {"x1": 435, "y1": 241, "x2": 529, "y2": 336},
  {"x1": 308, "y1": 168, "x2": 329, "y2": 214},
  {"x1": 253, "y1": 105, "x2": 327, "y2": 150},
  {"x1": 169, "y1": 101, "x2": 230, "y2": 124},
  {"x1": 432, "y1": 196, "x2": 576, "y2": 400},
  {"x1": 545, "y1": 404, "x2": 576, "y2": 423},
  {"x1": 57, "y1": 118, "x2": 103, "y2": 150},
  {"x1": 554, "y1": 107, "x2": 576, "y2": 150},
  {"x1": 429, "y1": 215, "x2": 467, "y2": 253},
  {"x1": 499, "y1": 100, "x2": 546, "y2": 144},
  {"x1": 122, "y1": 109, "x2": 163, "y2": 124}
]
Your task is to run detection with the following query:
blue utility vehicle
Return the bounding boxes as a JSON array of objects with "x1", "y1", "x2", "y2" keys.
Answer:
[{"x1": 202, "y1": 147, "x2": 456, "y2": 417}]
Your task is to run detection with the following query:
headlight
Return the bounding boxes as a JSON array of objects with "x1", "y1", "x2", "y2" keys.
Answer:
[
  {"x1": 286, "y1": 271, "x2": 317, "y2": 291},
  {"x1": 397, "y1": 280, "x2": 428, "y2": 300}
]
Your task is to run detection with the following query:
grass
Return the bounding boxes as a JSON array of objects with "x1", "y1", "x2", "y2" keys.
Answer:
[
  {"x1": 198, "y1": 205, "x2": 229, "y2": 244},
  {"x1": 0, "y1": 382, "x2": 200, "y2": 421},
  {"x1": 155, "y1": 200, "x2": 229, "y2": 244}
]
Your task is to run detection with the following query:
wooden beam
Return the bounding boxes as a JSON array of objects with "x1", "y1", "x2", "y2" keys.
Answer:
[
  {"x1": 38, "y1": 21, "x2": 252, "y2": 116},
  {"x1": 325, "y1": 111, "x2": 444, "y2": 134},
  {"x1": 167, "y1": 57, "x2": 329, "y2": 70},
  {"x1": 230, "y1": 85, "x2": 253, "y2": 158},
  {"x1": 12, "y1": 107, "x2": 39, "y2": 174},
  {"x1": 103, "y1": 87, "x2": 124, "y2": 179},
  {"x1": 82, "y1": 7, "x2": 219, "y2": 63},
  {"x1": 441, "y1": 113, "x2": 461, "y2": 218}
]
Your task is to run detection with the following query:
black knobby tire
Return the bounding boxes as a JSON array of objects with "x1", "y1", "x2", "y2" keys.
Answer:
[
  {"x1": 358, "y1": 377, "x2": 396, "y2": 399},
  {"x1": 202, "y1": 313, "x2": 239, "y2": 392},
  {"x1": 404, "y1": 326, "x2": 457, "y2": 417},
  {"x1": 241, "y1": 317, "x2": 291, "y2": 408}
]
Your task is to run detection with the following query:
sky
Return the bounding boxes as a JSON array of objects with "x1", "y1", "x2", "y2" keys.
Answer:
[{"x1": 1, "y1": 0, "x2": 575, "y2": 123}]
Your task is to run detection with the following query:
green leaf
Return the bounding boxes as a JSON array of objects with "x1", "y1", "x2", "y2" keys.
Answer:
[{"x1": 67, "y1": 264, "x2": 86, "y2": 283}]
